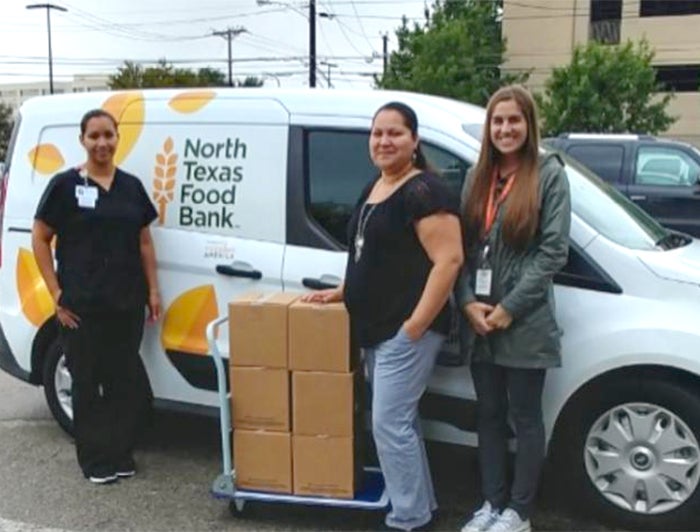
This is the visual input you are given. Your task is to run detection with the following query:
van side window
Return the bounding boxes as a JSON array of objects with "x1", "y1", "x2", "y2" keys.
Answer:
[
  {"x1": 306, "y1": 130, "x2": 470, "y2": 246},
  {"x1": 554, "y1": 244, "x2": 621, "y2": 293},
  {"x1": 634, "y1": 147, "x2": 700, "y2": 187},
  {"x1": 567, "y1": 144, "x2": 624, "y2": 183}
]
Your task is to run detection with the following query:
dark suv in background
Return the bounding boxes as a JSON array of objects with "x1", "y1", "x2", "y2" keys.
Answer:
[{"x1": 544, "y1": 134, "x2": 700, "y2": 237}]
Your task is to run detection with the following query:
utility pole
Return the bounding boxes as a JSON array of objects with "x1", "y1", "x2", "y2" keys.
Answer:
[
  {"x1": 26, "y1": 3, "x2": 67, "y2": 95},
  {"x1": 213, "y1": 26, "x2": 247, "y2": 87},
  {"x1": 320, "y1": 61, "x2": 337, "y2": 88},
  {"x1": 382, "y1": 33, "x2": 389, "y2": 76},
  {"x1": 309, "y1": 0, "x2": 316, "y2": 88}
]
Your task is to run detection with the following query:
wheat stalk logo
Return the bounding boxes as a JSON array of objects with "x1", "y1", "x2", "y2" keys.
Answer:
[{"x1": 153, "y1": 137, "x2": 177, "y2": 224}]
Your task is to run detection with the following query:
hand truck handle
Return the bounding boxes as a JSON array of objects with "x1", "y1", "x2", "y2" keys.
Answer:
[{"x1": 206, "y1": 315, "x2": 232, "y2": 477}]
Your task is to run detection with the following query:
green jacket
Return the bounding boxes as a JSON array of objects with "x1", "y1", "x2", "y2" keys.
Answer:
[{"x1": 455, "y1": 153, "x2": 571, "y2": 368}]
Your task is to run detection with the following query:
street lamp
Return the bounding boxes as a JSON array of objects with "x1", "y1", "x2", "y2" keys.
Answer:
[{"x1": 26, "y1": 3, "x2": 67, "y2": 95}]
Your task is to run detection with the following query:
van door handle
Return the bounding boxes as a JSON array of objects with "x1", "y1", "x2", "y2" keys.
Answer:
[
  {"x1": 216, "y1": 265, "x2": 262, "y2": 280},
  {"x1": 302, "y1": 277, "x2": 339, "y2": 290},
  {"x1": 630, "y1": 195, "x2": 647, "y2": 201}
]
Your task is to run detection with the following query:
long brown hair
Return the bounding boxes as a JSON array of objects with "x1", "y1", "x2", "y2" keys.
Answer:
[{"x1": 463, "y1": 85, "x2": 541, "y2": 251}]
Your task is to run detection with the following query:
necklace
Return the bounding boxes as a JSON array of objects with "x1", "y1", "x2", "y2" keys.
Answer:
[{"x1": 354, "y1": 202, "x2": 378, "y2": 263}]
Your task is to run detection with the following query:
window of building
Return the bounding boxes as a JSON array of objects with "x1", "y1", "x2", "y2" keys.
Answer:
[
  {"x1": 640, "y1": 0, "x2": 700, "y2": 17},
  {"x1": 655, "y1": 64, "x2": 700, "y2": 92},
  {"x1": 590, "y1": 0, "x2": 621, "y2": 44},
  {"x1": 306, "y1": 129, "x2": 470, "y2": 246},
  {"x1": 591, "y1": 0, "x2": 622, "y2": 21}
]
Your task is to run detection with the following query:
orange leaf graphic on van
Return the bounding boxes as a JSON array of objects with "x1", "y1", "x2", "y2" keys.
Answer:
[
  {"x1": 16, "y1": 248, "x2": 54, "y2": 327},
  {"x1": 153, "y1": 137, "x2": 177, "y2": 224},
  {"x1": 101, "y1": 91, "x2": 145, "y2": 165},
  {"x1": 168, "y1": 90, "x2": 216, "y2": 114},
  {"x1": 161, "y1": 285, "x2": 219, "y2": 355},
  {"x1": 27, "y1": 144, "x2": 65, "y2": 175}
]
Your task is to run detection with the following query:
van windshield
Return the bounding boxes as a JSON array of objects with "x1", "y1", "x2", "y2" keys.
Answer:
[{"x1": 559, "y1": 152, "x2": 671, "y2": 250}]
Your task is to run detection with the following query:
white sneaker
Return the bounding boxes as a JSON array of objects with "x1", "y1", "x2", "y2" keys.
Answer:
[
  {"x1": 487, "y1": 508, "x2": 531, "y2": 532},
  {"x1": 460, "y1": 501, "x2": 500, "y2": 532}
]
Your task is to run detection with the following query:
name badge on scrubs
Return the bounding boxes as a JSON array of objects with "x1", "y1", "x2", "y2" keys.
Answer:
[
  {"x1": 475, "y1": 244, "x2": 492, "y2": 297},
  {"x1": 75, "y1": 185, "x2": 97, "y2": 209}
]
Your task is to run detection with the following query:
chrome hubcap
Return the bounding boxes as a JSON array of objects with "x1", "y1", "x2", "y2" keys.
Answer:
[
  {"x1": 584, "y1": 402, "x2": 699, "y2": 514},
  {"x1": 54, "y1": 353, "x2": 73, "y2": 421}
]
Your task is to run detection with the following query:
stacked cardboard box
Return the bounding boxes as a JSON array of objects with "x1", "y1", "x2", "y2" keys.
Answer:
[
  {"x1": 228, "y1": 293, "x2": 362, "y2": 498},
  {"x1": 289, "y1": 300, "x2": 363, "y2": 499},
  {"x1": 229, "y1": 292, "x2": 298, "y2": 494}
]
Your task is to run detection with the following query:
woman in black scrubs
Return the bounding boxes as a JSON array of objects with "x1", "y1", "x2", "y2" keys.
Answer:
[{"x1": 32, "y1": 109, "x2": 160, "y2": 484}]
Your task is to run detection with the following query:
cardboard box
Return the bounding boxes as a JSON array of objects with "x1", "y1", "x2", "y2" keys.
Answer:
[
  {"x1": 292, "y1": 435, "x2": 360, "y2": 499},
  {"x1": 229, "y1": 292, "x2": 299, "y2": 368},
  {"x1": 288, "y1": 300, "x2": 357, "y2": 372},
  {"x1": 231, "y1": 367, "x2": 289, "y2": 431},
  {"x1": 293, "y1": 371, "x2": 361, "y2": 437},
  {"x1": 234, "y1": 430, "x2": 292, "y2": 493}
]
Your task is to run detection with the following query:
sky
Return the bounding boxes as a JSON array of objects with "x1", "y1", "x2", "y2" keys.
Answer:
[{"x1": 1, "y1": 0, "x2": 429, "y2": 89}]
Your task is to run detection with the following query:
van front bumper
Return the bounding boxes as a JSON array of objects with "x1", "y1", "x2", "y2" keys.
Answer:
[{"x1": 0, "y1": 324, "x2": 31, "y2": 383}]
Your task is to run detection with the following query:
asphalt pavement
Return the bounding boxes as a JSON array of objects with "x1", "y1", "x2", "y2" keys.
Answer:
[{"x1": 0, "y1": 370, "x2": 615, "y2": 531}]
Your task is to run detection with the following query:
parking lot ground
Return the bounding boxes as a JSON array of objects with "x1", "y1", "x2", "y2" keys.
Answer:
[{"x1": 0, "y1": 370, "x2": 618, "y2": 531}]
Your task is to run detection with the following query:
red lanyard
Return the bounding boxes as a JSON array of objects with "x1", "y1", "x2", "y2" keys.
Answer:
[{"x1": 484, "y1": 168, "x2": 516, "y2": 236}]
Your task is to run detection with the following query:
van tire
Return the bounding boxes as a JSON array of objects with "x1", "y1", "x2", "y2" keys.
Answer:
[
  {"x1": 552, "y1": 377, "x2": 700, "y2": 531},
  {"x1": 42, "y1": 338, "x2": 74, "y2": 436}
]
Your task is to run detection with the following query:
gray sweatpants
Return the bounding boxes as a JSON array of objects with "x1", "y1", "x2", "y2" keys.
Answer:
[{"x1": 365, "y1": 327, "x2": 445, "y2": 531}]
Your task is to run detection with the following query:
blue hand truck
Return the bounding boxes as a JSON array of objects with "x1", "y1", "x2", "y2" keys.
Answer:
[{"x1": 206, "y1": 315, "x2": 389, "y2": 517}]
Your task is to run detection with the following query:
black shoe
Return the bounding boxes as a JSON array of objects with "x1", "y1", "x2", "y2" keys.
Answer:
[{"x1": 115, "y1": 457, "x2": 136, "y2": 478}]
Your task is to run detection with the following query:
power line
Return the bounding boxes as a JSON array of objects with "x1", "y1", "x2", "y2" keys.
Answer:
[{"x1": 348, "y1": 0, "x2": 378, "y2": 53}]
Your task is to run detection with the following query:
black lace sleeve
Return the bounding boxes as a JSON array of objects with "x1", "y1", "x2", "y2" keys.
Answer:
[{"x1": 403, "y1": 173, "x2": 460, "y2": 225}]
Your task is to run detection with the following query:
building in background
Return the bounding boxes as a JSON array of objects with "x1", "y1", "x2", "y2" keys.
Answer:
[
  {"x1": 0, "y1": 74, "x2": 109, "y2": 114},
  {"x1": 503, "y1": 0, "x2": 700, "y2": 147}
]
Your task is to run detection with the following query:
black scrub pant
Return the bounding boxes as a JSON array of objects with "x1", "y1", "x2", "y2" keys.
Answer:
[
  {"x1": 60, "y1": 308, "x2": 151, "y2": 478},
  {"x1": 471, "y1": 362, "x2": 546, "y2": 520}
]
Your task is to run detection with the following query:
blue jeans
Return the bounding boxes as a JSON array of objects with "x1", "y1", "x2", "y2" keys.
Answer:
[{"x1": 365, "y1": 327, "x2": 445, "y2": 531}]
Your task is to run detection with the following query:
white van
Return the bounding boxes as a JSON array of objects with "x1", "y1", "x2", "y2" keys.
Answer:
[{"x1": 2, "y1": 88, "x2": 700, "y2": 529}]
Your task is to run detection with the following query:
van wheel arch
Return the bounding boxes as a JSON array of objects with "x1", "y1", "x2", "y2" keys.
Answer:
[
  {"x1": 30, "y1": 317, "x2": 59, "y2": 385},
  {"x1": 548, "y1": 365, "x2": 700, "y2": 530}
]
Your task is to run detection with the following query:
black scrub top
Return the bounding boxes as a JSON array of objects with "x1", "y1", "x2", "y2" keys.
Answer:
[{"x1": 35, "y1": 167, "x2": 158, "y2": 314}]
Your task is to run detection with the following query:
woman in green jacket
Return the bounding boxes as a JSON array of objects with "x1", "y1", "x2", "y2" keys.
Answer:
[{"x1": 457, "y1": 85, "x2": 571, "y2": 532}]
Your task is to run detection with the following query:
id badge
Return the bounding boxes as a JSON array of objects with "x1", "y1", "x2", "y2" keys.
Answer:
[
  {"x1": 475, "y1": 268, "x2": 492, "y2": 297},
  {"x1": 75, "y1": 185, "x2": 98, "y2": 209}
]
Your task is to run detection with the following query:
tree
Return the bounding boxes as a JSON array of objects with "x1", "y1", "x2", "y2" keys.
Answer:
[
  {"x1": 108, "y1": 60, "x2": 231, "y2": 89},
  {"x1": 0, "y1": 102, "x2": 14, "y2": 162},
  {"x1": 236, "y1": 76, "x2": 264, "y2": 87},
  {"x1": 376, "y1": 0, "x2": 524, "y2": 106},
  {"x1": 197, "y1": 67, "x2": 226, "y2": 87},
  {"x1": 538, "y1": 40, "x2": 676, "y2": 136}
]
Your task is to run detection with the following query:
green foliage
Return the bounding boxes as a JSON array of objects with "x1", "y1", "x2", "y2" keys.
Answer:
[
  {"x1": 0, "y1": 102, "x2": 14, "y2": 162},
  {"x1": 236, "y1": 76, "x2": 264, "y2": 88},
  {"x1": 538, "y1": 40, "x2": 676, "y2": 135},
  {"x1": 108, "y1": 60, "x2": 232, "y2": 89},
  {"x1": 376, "y1": 0, "x2": 524, "y2": 106}
]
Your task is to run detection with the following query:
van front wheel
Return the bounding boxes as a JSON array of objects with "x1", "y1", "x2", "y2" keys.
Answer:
[
  {"x1": 554, "y1": 378, "x2": 700, "y2": 530},
  {"x1": 42, "y1": 338, "x2": 74, "y2": 436}
]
